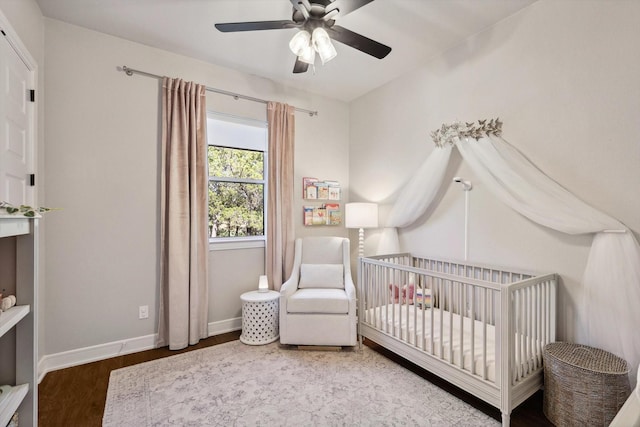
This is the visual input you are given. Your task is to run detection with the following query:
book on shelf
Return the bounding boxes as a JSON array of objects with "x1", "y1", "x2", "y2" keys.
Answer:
[
  {"x1": 328, "y1": 185, "x2": 340, "y2": 200},
  {"x1": 305, "y1": 185, "x2": 318, "y2": 199},
  {"x1": 315, "y1": 182, "x2": 329, "y2": 199},
  {"x1": 312, "y1": 207, "x2": 326, "y2": 225},
  {"x1": 302, "y1": 177, "x2": 318, "y2": 199},
  {"x1": 303, "y1": 206, "x2": 314, "y2": 226},
  {"x1": 325, "y1": 203, "x2": 341, "y2": 225}
]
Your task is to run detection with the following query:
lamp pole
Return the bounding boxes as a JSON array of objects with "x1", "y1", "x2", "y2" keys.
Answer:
[
  {"x1": 345, "y1": 202, "x2": 378, "y2": 258},
  {"x1": 358, "y1": 227, "x2": 365, "y2": 258},
  {"x1": 453, "y1": 177, "x2": 473, "y2": 261}
]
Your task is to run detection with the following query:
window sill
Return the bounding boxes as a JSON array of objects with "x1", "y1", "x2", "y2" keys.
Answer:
[{"x1": 209, "y1": 238, "x2": 265, "y2": 251}]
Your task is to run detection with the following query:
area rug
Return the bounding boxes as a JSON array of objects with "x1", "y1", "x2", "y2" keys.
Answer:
[{"x1": 103, "y1": 340, "x2": 499, "y2": 426}]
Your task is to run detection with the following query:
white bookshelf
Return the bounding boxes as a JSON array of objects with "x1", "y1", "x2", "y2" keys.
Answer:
[
  {"x1": 0, "y1": 217, "x2": 38, "y2": 426},
  {"x1": 0, "y1": 384, "x2": 28, "y2": 426},
  {"x1": 0, "y1": 217, "x2": 31, "y2": 238},
  {"x1": 0, "y1": 306, "x2": 29, "y2": 338}
]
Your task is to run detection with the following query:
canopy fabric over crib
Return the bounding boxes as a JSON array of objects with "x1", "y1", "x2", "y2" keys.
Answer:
[{"x1": 377, "y1": 119, "x2": 640, "y2": 387}]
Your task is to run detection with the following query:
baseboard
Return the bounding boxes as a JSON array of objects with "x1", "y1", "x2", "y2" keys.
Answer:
[
  {"x1": 37, "y1": 333, "x2": 157, "y2": 383},
  {"x1": 38, "y1": 317, "x2": 242, "y2": 383},
  {"x1": 208, "y1": 316, "x2": 242, "y2": 336}
]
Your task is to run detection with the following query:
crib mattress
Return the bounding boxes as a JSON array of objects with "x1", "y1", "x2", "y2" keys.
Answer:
[{"x1": 365, "y1": 304, "x2": 498, "y2": 382}]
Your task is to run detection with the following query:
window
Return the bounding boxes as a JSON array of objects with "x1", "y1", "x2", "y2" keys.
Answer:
[{"x1": 207, "y1": 113, "x2": 268, "y2": 245}]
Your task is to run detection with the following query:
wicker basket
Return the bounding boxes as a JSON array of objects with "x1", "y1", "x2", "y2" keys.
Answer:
[{"x1": 543, "y1": 342, "x2": 631, "y2": 426}]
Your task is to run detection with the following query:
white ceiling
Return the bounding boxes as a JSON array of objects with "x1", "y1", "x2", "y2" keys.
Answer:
[{"x1": 36, "y1": 0, "x2": 537, "y2": 102}]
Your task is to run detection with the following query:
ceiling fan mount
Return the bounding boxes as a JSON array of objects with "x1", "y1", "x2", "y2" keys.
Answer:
[
  {"x1": 292, "y1": 3, "x2": 333, "y2": 22},
  {"x1": 291, "y1": 6, "x2": 335, "y2": 32},
  {"x1": 215, "y1": 0, "x2": 391, "y2": 74}
]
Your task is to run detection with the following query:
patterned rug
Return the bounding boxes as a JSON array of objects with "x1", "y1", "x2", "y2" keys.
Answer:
[{"x1": 103, "y1": 340, "x2": 499, "y2": 426}]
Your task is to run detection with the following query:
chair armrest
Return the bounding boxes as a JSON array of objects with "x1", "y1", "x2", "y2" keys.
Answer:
[
  {"x1": 344, "y1": 274, "x2": 356, "y2": 301},
  {"x1": 280, "y1": 271, "x2": 299, "y2": 299}
]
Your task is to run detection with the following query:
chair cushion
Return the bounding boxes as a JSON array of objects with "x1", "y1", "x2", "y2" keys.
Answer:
[
  {"x1": 287, "y1": 288, "x2": 350, "y2": 314},
  {"x1": 298, "y1": 264, "x2": 344, "y2": 289}
]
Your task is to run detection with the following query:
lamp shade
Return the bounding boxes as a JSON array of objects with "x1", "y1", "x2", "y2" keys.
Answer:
[
  {"x1": 289, "y1": 30, "x2": 311, "y2": 56},
  {"x1": 312, "y1": 27, "x2": 337, "y2": 64},
  {"x1": 298, "y1": 43, "x2": 316, "y2": 64},
  {"x1": 258, "y1": 275, "x2": 269, "y2": 292},
  {"x1": 345, "y1": 203, "x2": 378, "y2": 229}
]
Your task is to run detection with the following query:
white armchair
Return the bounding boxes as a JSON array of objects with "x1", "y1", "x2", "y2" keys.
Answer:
[{"x1": 279, "y1": 236, "x2": 357, "y2": 346}]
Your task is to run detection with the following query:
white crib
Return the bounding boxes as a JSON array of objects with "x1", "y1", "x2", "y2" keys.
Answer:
[{"x1": 358, "y1": 254, "x2": 557, "y2": 426}]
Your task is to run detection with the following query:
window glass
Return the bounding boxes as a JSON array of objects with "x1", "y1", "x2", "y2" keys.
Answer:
[
  {"x1": 207, "y1": 114, "x2": 267, "y2": 242},
  {"x1": 207, "y1": 146, "x2": 263, "y2": 180}
]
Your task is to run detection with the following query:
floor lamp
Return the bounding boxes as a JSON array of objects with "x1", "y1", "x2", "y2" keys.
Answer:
[{"x1": 345, "y1": 202, "x2": 378, "y2": 258}]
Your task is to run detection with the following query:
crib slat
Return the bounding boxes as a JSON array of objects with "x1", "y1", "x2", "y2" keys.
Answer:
[
  {"x1": 529, "y1": 285, "x2": 535, "y2": 372},
  {"x1": 448, "y1": 280, "x2": 453, "y2": 364},
  {"x1": 423, "y1": 276, "x2": 428, "y2": 351},
  {"x1": 439, "y1": 278, "x2": 444, "y2": 359},
  {"x1": 482, "y1": 287, "x2": 488, "y2": 381},
  {"x1": 524, "y1": 287, "x2": 530, "y2": 377},
  {"x1": 518, "y1": 289, "x2": 524, "y2": 382},
  {"x1": 429, "y1": 278, "x2": 435, "y2": 354},
  {"x1": 470, "y1": 284, "x2": 476, "y2": 376}
]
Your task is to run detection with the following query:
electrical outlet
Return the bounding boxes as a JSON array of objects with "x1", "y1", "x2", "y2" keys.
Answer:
[{"x1": 139, "y1": 305, "x2": 149, "y2": 319}]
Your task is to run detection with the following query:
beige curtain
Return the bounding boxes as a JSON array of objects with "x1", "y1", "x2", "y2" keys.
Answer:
[
  {"x1": 157, "y1": 77, "x2": 209, "y2": 350},
  {"x1": 266, "y1": 102, "x2": 295, "y2": 290}
]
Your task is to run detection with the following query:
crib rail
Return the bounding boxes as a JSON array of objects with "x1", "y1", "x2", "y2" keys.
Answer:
[
  {"x1": 358, "y1": 254, "x2": 557, "y2": 389},
  {"x1": 506, "y1": 274, "x2": 557, "y2": 383}
]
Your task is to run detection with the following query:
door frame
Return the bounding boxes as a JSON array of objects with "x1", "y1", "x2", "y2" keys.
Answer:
[{"x1": 0, "y1": 8, "x2": 38, "y2": 206}]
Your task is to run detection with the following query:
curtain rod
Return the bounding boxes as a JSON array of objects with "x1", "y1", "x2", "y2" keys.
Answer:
[{"x1": 119, "y1": 65, "x2": 318, "y2": 117}]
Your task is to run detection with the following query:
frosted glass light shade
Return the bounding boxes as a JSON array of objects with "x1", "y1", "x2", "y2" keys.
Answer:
[
  {"x1": 258, "y1": 275, "x2": 269, "y2": 292},
  {"x1": 345, "y1": 203, "x2": 378, "y2": 229},
  {"x1": 289, "y1": 30, "x2": 311, "y2": 56},
  {"x1": 312, "y1": 28, "x2": 337, "y2": 64},
  {"x1": 298, "y1": 44, "x2": 316, "y2": 64}
]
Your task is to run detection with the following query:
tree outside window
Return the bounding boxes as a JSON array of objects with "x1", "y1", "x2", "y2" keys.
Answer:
[{"x1": 208, "y1": 146, "x2": 265, "y2": 238}]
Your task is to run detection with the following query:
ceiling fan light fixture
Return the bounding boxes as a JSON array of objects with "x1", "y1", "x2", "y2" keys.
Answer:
[
  {"x1": 289, "y1": 30, "x2": 311, "y2": 56},
  {"x1": 215, "y1": 0, "x2": 392, "y2": 75},
  {"x1": 298, "y1": 44, "x2": 316, "y2": 64},
  {"x1": 312, "y1": 27, "x2": 337, "y2": 65}
]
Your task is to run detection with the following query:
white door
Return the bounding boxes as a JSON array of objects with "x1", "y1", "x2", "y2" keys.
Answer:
[{"x1": 0, "y1": 32, "x2": 34, "y2": 206}]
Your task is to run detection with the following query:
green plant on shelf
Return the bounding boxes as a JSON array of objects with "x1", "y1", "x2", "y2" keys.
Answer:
[{"x1": 0, "y1": 201, "x2": 57, "y2": 217}]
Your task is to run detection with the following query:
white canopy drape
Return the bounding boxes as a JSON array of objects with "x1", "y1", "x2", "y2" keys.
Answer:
[
  {"x1": 377, "y1": 120, "x2": 640, "y2": 387},
  {"x1": 377, "y1": 144, "x2": 452, "y2": 253}
]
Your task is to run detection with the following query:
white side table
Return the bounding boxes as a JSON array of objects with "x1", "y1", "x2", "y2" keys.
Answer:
[{"x1": 240, "y1": 290, "x2": 280, "y2": 345}]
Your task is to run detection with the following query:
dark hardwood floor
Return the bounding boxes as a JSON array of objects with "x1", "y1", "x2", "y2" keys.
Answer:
[{"x1": 39, "y1": 331, "x2": 552, "y2": 426}]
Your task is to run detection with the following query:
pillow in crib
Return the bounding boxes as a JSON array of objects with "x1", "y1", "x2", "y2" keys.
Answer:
[
  {"x1": 299, "y1": 264, "x2": 344, "y2": 289},
  {"x1": 389, "y1": 284, "x2": 401, "y2": 303},
  {"x1": 404, "y1": 284, "x2": 415, "y2": 304},
  {"x1": 388, "y1": 284, "x2": 415, "y2": 304}
]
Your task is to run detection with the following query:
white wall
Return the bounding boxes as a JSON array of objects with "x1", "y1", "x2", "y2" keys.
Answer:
[
  {"x1": 350, "y1": 0, "x2": 640, "y2": 345},
  {"x1": 0, "y1": 0, "x2": 43, "y2": 60},
  {"x1": 43, "y1": 18, "x2": 349, "y2": 355}
]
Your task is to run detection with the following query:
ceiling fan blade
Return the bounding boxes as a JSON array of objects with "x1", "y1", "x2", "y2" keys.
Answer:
[
  {"x1": 293, "y1": 58, "x2": 309, "y2": 74},
  {"x1": 215, "y1": 20, "x2": 298, "y2": 32},
  {"x1": 325, "y1": 0, "x2": 375, "y2": 18},
  {"x1": 326, "y1": 25, "x2": 391, "y2": 59},
  {"x1": 290, "y1": 0, "x2": 312, "y2": 14}
]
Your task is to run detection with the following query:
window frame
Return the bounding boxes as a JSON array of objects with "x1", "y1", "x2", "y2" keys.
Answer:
[{"x1": 207, "y1": 111, "x2": 268, "y2": 251}]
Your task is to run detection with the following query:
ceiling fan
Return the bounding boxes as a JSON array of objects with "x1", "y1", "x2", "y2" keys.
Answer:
[{"x1": 215, "y1": 0, "x2": 392, "y2": 74}]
